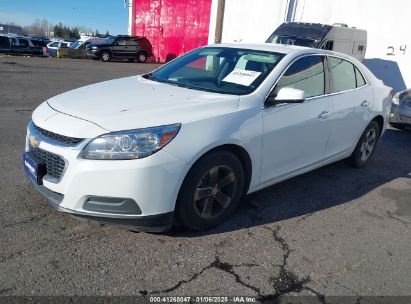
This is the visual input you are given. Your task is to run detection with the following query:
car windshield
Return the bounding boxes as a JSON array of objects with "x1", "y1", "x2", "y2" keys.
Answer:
[
  {"x1": 70, "y1": 40, "x2": 81, "y2": 49},
  {"x1": 144, "y1": 47, "x2": 284, "y2": 95},
  {"x1": 267, "y1": 35, "x2": 318, "y2": 48},
  {"x1": 105, "y1": 36, "x2": 116, "y2": 44}
]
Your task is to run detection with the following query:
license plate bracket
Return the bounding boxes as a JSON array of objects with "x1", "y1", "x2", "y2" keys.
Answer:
[{"x1": 23, "y1": 152, "x2": 47, "y2": 185}]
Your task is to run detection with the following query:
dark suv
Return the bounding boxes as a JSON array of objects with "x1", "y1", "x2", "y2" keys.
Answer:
[{"x1": 86, "y1": 35, "x2": 153, "y2": 63}]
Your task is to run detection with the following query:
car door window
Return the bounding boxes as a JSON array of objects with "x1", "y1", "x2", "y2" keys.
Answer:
[
  {"x1": 329, "y1": 57, "x2": 356, "y2": 92},
  {"x1": 116, "y1": 38, "x2": 126, "y2": 46},
  {"x1": 50, "y1": 42, "x2": 58, "y2": 47},
  {"x1": 127, "y1": 39, "x2": 137, "y2": 46},
  {"x1": 275, "y1": 56, "x2": 325, "y2": 98},
  {"x1": 60, "y1": 43, "x2": 68, "y2": 48},
  {"x1": 355, "y1": 67, "x2": 366, "y2": 87},
  {"x1": 19, "y1": 39, "x2": 29, "y2": 47}
]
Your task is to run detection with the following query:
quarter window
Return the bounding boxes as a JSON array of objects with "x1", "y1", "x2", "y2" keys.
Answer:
[
  {"x1": 329, "y1": 57, "x2": 356, "y2": 92},
  {"x1": 275, "y1": 56, "x2": 325, "y2": 98},
  {"x1": 355, "y1": 67, "x2": 366, "y2": 87}
]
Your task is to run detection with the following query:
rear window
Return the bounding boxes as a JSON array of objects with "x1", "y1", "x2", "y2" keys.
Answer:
[{"x1": 31, "y1": 40, "x2": 45, "y2": 47}]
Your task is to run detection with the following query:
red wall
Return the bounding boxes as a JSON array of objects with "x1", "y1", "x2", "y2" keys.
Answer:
[{"x1": 131, "y1": 0, "x2": 212, "y2": 62}]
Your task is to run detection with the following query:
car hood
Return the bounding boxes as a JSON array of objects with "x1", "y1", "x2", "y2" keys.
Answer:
[{"x1": 46, "y1": 76, "x2": 240, "y2": 132}]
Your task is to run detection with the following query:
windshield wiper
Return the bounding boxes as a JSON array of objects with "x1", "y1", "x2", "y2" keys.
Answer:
[{"x1": 142, "y1": 73, "x2": 156, "y2": 81}]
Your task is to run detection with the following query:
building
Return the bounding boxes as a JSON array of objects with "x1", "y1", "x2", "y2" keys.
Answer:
[
  {"x1": 0, "y1": 24, "x2": 23, "y2": 35},
  {"x1": 129, "y1": 0, "x2": 410, "y2": 91}
]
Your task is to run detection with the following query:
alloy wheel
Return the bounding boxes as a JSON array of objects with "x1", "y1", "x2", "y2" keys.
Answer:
[
  {"x1": 360, "y1": 128, "x2": 377, "y2": 161},
  {"x1": 193, "y1": 165, "x2": 237, "y2": 220}
]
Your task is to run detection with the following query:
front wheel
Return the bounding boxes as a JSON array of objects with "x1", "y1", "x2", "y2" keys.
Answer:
[
  {"x1": 100, "y1": 51, "x2": 111, "y2": 62},
  {"x1": 346, "y1": 121, "x2": 380, "y2": 168},
  {"x1": 176, "y1": 151, "x2": 245, "y2": 231}
]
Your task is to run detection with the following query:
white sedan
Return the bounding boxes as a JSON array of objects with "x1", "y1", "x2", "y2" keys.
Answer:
[{"x1": 24, "y1": 44, "x2": 392, "y2": 231}]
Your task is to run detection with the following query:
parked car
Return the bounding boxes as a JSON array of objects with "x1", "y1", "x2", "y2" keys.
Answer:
[
  {"x1": 390, "y1": 89, "x2": 411, "y2": 130},
  {"x1": 47, "y1": 41, "x2": 71, "y2": 57},
  {"x1": 0, "y1": 35, "x2": 45, "y2": 56},
  {"x1": 70, "y1": 37, "x2": 106, "y2": 50},
  {"x1": 266, "y1": 22, "x2": 367, "y2": 62},
  {"x1": 24, "y1": 44, "x2": 391, "y2": 232},
  {"x1": 30, "y1": 38, "x2": 49, "y2": 56},
  {"x1": 86, "y1": 35, "x2": 152, "y2": 62}
]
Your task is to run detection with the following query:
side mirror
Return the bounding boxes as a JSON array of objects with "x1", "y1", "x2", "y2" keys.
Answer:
[{"x1": 266, "y1": 87, "x2": 306, "y2": 106}]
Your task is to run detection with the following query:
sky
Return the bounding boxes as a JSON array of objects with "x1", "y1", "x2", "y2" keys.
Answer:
[{"x1": 0, "y1": 0, "x2": 129, "y2": 35}]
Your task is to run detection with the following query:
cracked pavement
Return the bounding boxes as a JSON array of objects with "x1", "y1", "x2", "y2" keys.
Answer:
[{"x1": 0, "y1": 56, "x2": 410, "y2": 301}]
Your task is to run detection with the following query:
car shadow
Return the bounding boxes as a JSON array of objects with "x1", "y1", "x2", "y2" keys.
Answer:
[{"x1": 166, "y1": 128, "x2": 411, "y2": 237}]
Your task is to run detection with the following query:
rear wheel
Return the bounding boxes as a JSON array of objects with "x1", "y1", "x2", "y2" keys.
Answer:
[
  {"x1": 346, "y1": 121, "x2": 380, "y2": 168},
  {"x1": 176, "y1": 151, "x2": 244, "y2": 231},
  {"x1": 100, "y1": 51, "x2": 111, "y2": 62},
  {"x1": 137, "y1": 52, "x2": 147, "y2": 63}
]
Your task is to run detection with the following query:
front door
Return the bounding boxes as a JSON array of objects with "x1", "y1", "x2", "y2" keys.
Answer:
[{"x1": 260, "y1": 55, "x2": 333, "y2": 184}]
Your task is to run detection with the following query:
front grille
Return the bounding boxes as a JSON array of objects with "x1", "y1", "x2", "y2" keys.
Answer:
[
  {"x1": 29, "y1": 145, "x2": 66, "y2": 180},
  {"x1": 399, "y1": 114, "x2": 411, "y2": 124},
  {"x1": 34, "y1": 124, "x2": 84, "y2": 145}
]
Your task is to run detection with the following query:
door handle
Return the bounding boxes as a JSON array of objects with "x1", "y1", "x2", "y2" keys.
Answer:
[
  {"x1": 361, "y1": 100, "x2": 370, "y2": 107},
  {"x1": 318, "y1": 111, "x2": 330, "y2": 119}
]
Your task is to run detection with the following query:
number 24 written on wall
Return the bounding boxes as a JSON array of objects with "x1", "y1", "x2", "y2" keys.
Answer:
[{"x1": 387, "y1": 45, "x2": 407, "y2": 56}]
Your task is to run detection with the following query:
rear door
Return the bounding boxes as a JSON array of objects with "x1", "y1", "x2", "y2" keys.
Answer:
[
  {"x1": 325, "y1": 56, "x2": 372, "y2": 157},
  {"x1": 111, "y1": 37, "x2": 127, "y2": 57},
  {"x1": 126, "y1": 38, "x2": 139, "y2": 57}
]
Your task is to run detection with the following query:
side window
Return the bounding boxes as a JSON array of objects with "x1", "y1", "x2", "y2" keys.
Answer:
[
  {"x1": 127, "y1": 39, "x2": 137, "y2": 46},
  {"x1": 329, "y1": 57, "x2": 356, "y2": 92},
  {"x1": 19, "y1": 39, "x2": 29, "y2": 47},
  {"x1": 355, "y1": 67, "x2": 366, "y2": 87},
  {"x1": 60, "y1": 43, "x2": 68, "y2": 48},
  {"x1": 50, "y1": 42, "x2": 58, "y2": 47},
  {"x1": 116, "y1": 38, "x2": 126, "y2": 46},
  {"x1": 322, "y1": 41, "x2": 334, "y2": 50},
  {"x1": 275, "y1": 56, "x2": 325, "y2": 98}
]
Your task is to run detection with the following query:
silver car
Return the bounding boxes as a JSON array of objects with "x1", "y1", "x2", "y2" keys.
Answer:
[{"x1": 390, "y1": 89, "x2": 411, "y2": 130}]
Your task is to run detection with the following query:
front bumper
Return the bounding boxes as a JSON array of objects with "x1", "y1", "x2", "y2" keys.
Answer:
[
  {"x1": 389, "y1": 102, "x2": 411, "y2": 126},
  {"x1": 29, "y1": 177, "x2": 174, "y2": 232},
  {"x1": 86, "y1": 49, "x2": 100, "y2": 58},
  {"x1": 25, "y1": 120, "x2": 189, "y2": 232}
]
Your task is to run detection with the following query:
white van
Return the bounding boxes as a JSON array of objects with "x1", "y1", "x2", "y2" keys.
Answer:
[{"x1": 266, "y1": 22, "x2": 367, "y2": 61}]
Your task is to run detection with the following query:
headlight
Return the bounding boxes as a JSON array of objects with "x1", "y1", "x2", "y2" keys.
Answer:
[
  {"x1": 81, "y1": 124, "x2": 180, "y2": 160},
  {"x1": 392, "y1": 92, "x2": 400, "y2": 105}
]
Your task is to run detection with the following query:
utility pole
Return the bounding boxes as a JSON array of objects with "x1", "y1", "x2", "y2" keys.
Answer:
[{"x1": 214, "y1": 0, "x2": 225, "y2": 43}]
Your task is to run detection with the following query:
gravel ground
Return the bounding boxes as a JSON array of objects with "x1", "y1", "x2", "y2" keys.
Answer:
[{"x1": 0, "y1": 56, "x2": 410, "y2": 302}]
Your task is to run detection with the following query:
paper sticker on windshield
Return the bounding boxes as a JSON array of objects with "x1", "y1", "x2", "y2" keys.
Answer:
[{"x1": 223, "y1": 69, "x2": 261, "y2": 86}]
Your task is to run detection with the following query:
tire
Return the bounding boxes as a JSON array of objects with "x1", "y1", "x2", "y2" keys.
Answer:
[
  {"x1": 100, "y1": 51, "x2": 111, "y2": 62},
  {"x1": 136, "y1": 52, "x2": 147, "y2": 63},
  {"x1": 346, "y1": 121, "x2": 380, "y2": 168},
  {"x1": 176, "y1": 151, "x2": 245, "y2": 231}
]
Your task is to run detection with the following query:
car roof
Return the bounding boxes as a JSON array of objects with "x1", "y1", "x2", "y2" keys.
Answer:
[
  {"x1": 206, "y1": 42, "x2": 320, "y2": 54},
  {"x1": 205, "y1": 42, "x2": 359, "y2": 62}
]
